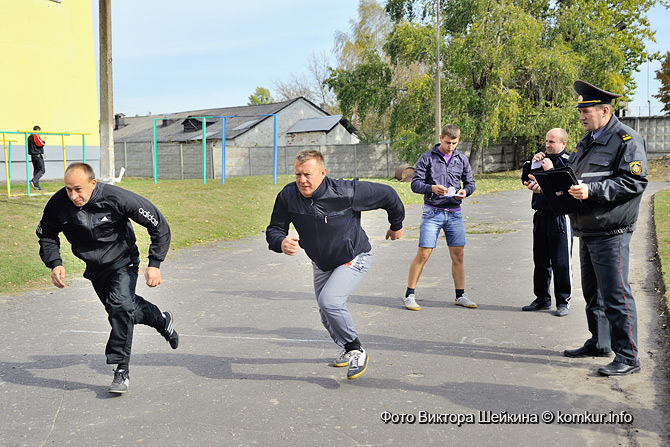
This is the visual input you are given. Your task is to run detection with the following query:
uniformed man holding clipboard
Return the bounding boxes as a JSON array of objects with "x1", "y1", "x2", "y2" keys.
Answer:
[{"x1": 529, "y1": 80, "x2": 648, "y2": 376}]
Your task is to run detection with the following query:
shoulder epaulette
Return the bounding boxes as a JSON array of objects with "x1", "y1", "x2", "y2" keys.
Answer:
[{"x1": 618, "y1": 129, "x2": 632, "y2": 142}]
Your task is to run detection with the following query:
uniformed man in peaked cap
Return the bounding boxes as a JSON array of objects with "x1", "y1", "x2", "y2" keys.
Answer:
[{"x1": 560, "y1": 80, "x2": 648, "y2": 375}]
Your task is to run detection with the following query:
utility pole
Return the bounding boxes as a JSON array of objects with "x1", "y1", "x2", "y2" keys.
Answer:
[
  {"x1": 435, "y1": 0, "x2": 441, "y2": 144},
  {"x1": 99, "y1": 0, "x2": 115, "y2": 182}
]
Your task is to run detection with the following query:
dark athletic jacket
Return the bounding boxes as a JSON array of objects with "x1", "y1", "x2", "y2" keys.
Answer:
[
  {"x1": 266, "y1": 177, "x2": 405, "y2": 271},
  {"x1": 28, "y1": 134, "x2": 45, "y2": 155},
  {"x1": 37, "y1": 182, "x2": 171, "y2": 278}
]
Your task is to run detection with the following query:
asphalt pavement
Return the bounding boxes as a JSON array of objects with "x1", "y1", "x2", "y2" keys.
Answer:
[{"x1": 1, "y1": 182, "x2": 669, "y2": 447}]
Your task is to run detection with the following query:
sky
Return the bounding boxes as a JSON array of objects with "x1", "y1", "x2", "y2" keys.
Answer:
[{"x1": 91, "y1": 0, "x2": 670, "y2": 118}]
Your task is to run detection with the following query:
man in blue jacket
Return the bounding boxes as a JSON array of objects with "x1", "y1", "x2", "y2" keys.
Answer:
[
  {"x1": 36, "y1": 162, "x2": 179, "y2": 393},
  {"x1": 403, "y1": 124, "x2": 476, "y2": 311},
  {"x1": 266, "y1": 150, "x2": 405, "y2": 380}
]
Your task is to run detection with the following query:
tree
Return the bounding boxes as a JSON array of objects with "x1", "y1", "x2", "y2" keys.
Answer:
[
  {"x1": 273, "y1": 51, "x2": 339, "y2": 113},
  {"x1": 327, "y1": 0, "x2": 427, "y2": 143},
  {"x1": 654, "y1": 51, "x2": 670, "y2": 114},
  {"x1": 378, "y1": 0, "x2": 664, "y2": 171},
  {"x1": 248, "y1": 87, "x2": 273, "y2": 105}
]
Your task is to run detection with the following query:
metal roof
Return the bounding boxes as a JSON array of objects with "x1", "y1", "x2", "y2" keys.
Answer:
[
  {"x1": 113, "y1": 97, "x2": 329, "y2": 143},
  {"x1": 286, "y1": 115, "x2": 343, "y2": 134}
]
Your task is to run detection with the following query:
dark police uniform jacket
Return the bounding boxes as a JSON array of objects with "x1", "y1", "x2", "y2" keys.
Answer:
[
  {"x1": 568, "y1": 115, "x2": 647, "y2": 236},
  {"x1": 266, "y1": 177, "x2": 405, "y2": 272},
  {"x1": 37, "y1": 183, "x2": 171, "y2": 278}
]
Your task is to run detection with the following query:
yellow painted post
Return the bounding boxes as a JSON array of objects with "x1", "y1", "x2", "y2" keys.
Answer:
[
  {"x1": 62, "y1": 134, "x2": 67, "y2": 172},
  {"x1": 3, "y1": 133, "x2": 9, "y2": 198}
]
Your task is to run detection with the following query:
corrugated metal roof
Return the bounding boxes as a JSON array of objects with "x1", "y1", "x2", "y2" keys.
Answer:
[{"x1": 287, "y1": 115, "x2": 342, "y2": 134}]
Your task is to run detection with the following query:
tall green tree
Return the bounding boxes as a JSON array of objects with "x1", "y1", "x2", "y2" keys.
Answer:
[
  {"x1": 654, "y1": 51, "x2": 670, "y2": 114},
  {"x1": 378, "y1": 0, "x2": 665, "y2": 171},
  {"x1": 248, "y1": 87, "x2": 273, "y2": 105},
  {"x1": 328, "y1": 0, "x2": 427, "y2": 143}
]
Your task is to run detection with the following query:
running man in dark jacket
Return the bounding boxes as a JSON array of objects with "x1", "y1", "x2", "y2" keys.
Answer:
[
  {"x1": 266, "y1": 150, "x2": 405, "y2": 380},
  {"x1": 36, "y1": 162, "x2": 179, "y2": 393}
]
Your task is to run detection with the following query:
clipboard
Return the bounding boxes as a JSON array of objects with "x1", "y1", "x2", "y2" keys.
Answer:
[
  {"x1": 532, "y1": 166, "x2": 589, "y2": 215},
  {"x1": 521, "y1": 160, "x2": 543, "y2": 183}
]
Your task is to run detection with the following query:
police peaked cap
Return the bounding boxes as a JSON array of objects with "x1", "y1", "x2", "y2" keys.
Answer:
[{"x1": 574, "y1": 80, "x2": 622, "y2": 108}]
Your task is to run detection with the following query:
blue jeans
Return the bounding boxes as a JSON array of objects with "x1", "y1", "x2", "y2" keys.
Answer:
[{"x1": 418, "y1": 206, "x2": 466, "y2": 247}]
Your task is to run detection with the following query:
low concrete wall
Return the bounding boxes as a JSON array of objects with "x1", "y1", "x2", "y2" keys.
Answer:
[
  {"x1": 114, "y1": 142, "x2": 405, "y2": 180},
  {"x1": 111, "y1": 116, "x2": 670, "y2": 181},
  {"x1": 620, "y1": 116, "x2": 669, "y2": 160}
]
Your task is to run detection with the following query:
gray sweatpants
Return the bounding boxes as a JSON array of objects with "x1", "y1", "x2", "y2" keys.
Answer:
[{"x1": 312, "y1": 251, "x2": 372, "y2": 347}]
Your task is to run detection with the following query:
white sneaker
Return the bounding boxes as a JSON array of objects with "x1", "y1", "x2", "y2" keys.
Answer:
[
  {"x1": 455, "y1": 294, "x2": 477, "y2": 308},
  {"x1": 347, "y1": 348, "x2": 369, "y2": 380},
  {"x1": 403, "y1": 293, "x2": 421, "y2": 311}
]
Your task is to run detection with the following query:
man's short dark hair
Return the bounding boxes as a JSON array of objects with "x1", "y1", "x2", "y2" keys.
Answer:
[
  {"x1": 441, "y1": 124, "x2": 461, "y2": 139},
  {"x1": 65, "y1": 162, "x2": 96, "y2": 181},
  {"x1": 33, "y1": 125, "x2": 41, "y2": 131}
]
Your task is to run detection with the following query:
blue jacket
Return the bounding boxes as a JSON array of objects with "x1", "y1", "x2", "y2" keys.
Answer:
[
  {"x1": 266, "y1": 176, "x2": 405, "y2": 271},
  {"x1": 411, "y1": 145, "x2": 475, "y2": 209}
]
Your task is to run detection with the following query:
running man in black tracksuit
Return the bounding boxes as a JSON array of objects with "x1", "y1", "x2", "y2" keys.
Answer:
[
  {"x1": 266, "y1": 150, "x2": 405, "y2": 380},
  {"x1": 36, "y1": 162, "x2": 179, "y2": 393},
  {"x1": 522, "y1": 128, "x2": 573, "y2": 317}
]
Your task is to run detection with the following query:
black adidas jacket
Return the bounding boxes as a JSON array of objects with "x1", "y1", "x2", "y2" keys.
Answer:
[{"x1": 37, "y1": 182, "x2": 171, "y2": 278}]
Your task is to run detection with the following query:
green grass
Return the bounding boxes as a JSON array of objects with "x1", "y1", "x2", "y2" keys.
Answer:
[
  {"x1": 655, "y1": 189, "x2": 670, "y2": 306},
  {"x1": 0, "y1": 160, "x2": 666, "y2": 297}
]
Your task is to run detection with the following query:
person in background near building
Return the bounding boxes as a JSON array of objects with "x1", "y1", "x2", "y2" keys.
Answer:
[
  {"x1": 28, "y1": 125, "x2": 46, "y2": 190},
  {"x1": 36, "y1": 162, "x2": 179, "y2": 393},
  {"x1": 530, "y1": 80, "x2": 647, "y2": 376},
  {"x1": 266, "y1": 150, "x2": 405, "y2": 380},
  {"x1": 522, "y1": 128, "x2": 573, "y2": 317},
  {"x1": 403, "y1": 124, "x2": 477, "y2": 311}
]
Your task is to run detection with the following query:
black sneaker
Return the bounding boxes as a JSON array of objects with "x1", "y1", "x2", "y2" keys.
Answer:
[
  {"x1": 109, "y1": 369, "x2": 129, "y2": 394},
  {"x1": 347, "y1": 348, "x2": 369, "y2": 380},
  {"x1": 161, "y1": 311, "x2": 179, "y2": 349},
  {"x1": 30, "y1": 181, "x2": 42, "y2": 190}
]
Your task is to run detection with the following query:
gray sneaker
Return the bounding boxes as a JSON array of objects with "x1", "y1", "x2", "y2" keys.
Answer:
[
  {"x1": 332, "y1": 349, "x2": 350, "y2": 367},
  {"x1": 403, "y1": 293, "x2": 421, "y2": 311},
  {"x1": 455, "y1": 294, "x2": 477, "y2": 308},
  {"x1": 555, "y1": 306, "x2": 569, "y2": 317},
  {"x1": 109, "y1": 369, "x2": 129, "y2": 394}
]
